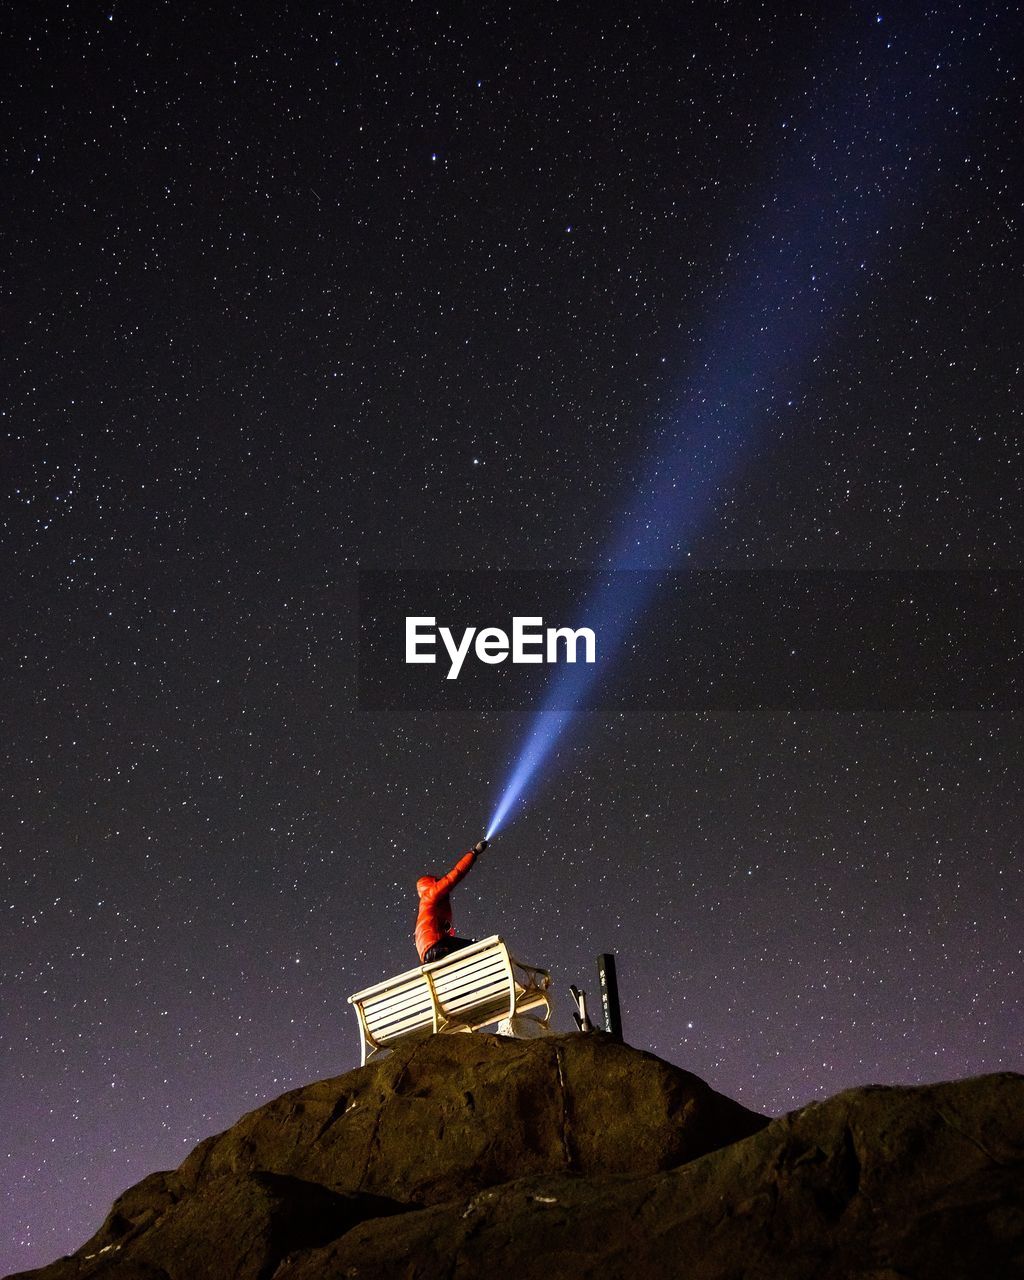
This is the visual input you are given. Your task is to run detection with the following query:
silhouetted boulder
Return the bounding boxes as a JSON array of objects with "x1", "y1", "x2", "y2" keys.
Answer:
[
  {"x1": 11, "y1": 1173, "x2": 399, "y2": 1280},
  {"x1": 8, "y1": 1035, "x2": 1021, "y2": 1280},
  {"x1": 175, "y1": 1031, "x2": 766, "y2": 1207},
  {"x1": 277, "y1": 1070, "x2": 1024, "y2": 1280}
]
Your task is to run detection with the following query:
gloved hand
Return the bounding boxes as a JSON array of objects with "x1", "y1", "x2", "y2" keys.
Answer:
[{"x1": 474, "y1": 839, "x2": 489, "y2": 854}]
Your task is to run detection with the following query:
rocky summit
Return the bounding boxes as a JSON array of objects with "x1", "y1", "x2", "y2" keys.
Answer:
[{"x1": 8, "y1": 1033, "x2": 1022, "y2": 1280}]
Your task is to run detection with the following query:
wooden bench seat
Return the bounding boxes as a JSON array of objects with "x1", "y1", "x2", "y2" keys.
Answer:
[{"x1": 347, "y1": 935, "x2": 551, "y2": 1065}]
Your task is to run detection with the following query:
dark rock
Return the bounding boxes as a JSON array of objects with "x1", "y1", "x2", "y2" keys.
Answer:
[
  {"x1": 7, "y1": 1264, "x2": 169, "y2": 1280},
  {"x1": 176, "y1": 1032, "x2": 767, "y2": 1205},
  {"x1": 8, "y1": 1034, "x2": 760, "y2": 1280},
  {"x1": 7, "y1": 1174, "x2": 401, "y2": 1280},
  {"x1": 127, "y1": 1173, "x2": 399, "y2": 1280},
  {"x1": 9, "y1": 1037, "x2": 1020, "y2": 1280},
  {"x1": 78, "y1": 1172, "x2": 185, "y2": 1261},
  {"x1": 276, "y1": 1071, "x2": 1024, "y2": 1280}
]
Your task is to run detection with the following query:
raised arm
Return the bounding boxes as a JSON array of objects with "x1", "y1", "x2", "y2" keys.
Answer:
[
  {"x1": 430, "y1": 839, "x2": 488, "y2": 897},
  {"x1": 431, "y1": 849, "x2": 477, "y2": 896}
]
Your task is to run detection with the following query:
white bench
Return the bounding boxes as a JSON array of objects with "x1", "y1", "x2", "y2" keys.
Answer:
[{"x1": 347, "y1": 935, "x2": 552, "y2": 1065}]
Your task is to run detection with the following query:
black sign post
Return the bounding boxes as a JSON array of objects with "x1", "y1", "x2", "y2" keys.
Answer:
[{"x1": 597, "y1": 953, "x2": 622, "y2": 1040}]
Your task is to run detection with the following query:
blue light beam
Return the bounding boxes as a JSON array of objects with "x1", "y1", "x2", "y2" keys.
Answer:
[{"x1": 487, "y1": 13, "x2": 985, "y2": 838}]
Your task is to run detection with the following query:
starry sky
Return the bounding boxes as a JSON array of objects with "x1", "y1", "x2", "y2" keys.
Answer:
[{"x1": 3, "y1": 2, "x2": 1022, "y2": 1273}]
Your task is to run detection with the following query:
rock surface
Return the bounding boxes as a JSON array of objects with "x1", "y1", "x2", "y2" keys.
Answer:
[
  {"x1": 8, "y1": 1034, "x2": 1023, "y2": 1280},
  {"x1": 179, "y1": 1030, "x2": 769, "y2": 1207},
  {"x1": 278, "y1": 1070, "x2": 1024, "y2": 1280},
  {"x1": 86, "y1": 1174, "x2": 399, "y2": 1280}
]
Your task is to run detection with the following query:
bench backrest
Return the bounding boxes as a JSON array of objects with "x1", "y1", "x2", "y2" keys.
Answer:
[{"x1": 359, "y1": 969, "x2": 438, "y2": 1048}]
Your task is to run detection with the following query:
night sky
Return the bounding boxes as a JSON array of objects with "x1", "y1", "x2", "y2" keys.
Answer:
[{"x1": 3, "y1": 3, "x2": 1023, "y2": 1273}]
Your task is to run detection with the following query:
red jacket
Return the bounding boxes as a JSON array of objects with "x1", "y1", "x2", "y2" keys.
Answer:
[{"x1": 415, "y1": 849, "x2": 477, "y2": 961}]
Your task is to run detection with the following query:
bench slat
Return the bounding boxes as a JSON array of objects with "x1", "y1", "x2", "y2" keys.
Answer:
[
  {"x1": 431, "y1": 950, "x2": 508, "y2": 978},
  {"x1": 348, "y1": 935, "x2": 506, "y2": 1002},
  {"x1": 360, "y1": 959, "x2": 509, "y2": 1026},
  {"x1": 362, "y1": 984, "x2": 442, "y2": 1020},
  {"x1": 359, "y1": 969, "x2": 539, "y2": 1031},
  {"x1": 431, "y1": 960, "x2": 510, "y2": 999},
  {"x1": 431, "y1": 959, "x2": 509, "y2": 992},
  {"x1": 366, "y1": 983, "x2": 512, "y2": 1040},
  {"x1": 370, "y1": 1010, "x2": 438, "y2": 1042},
  {"x1": 440, "y1": 979, "x2": 514, "y2": 1014},
  {"x1": 368, "y1": 975, "x2": 513, "y2": 1035},
  {"x1": 361, "y1": 984, "x2": 432, "y2": 1011},
  {"x1": 393, "y1": 953, "x2": 508, "y2": 1001},
  {"x1": 365, "y1": 999, "x2": 435, "y2": 1036},
  {"x1": 372, "y1": 988, "x2": 549, "y2": 1048}
]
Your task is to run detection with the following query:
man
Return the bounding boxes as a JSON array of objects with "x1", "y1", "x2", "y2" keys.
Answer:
[{"x1": 415, "y1": 839, "x2": 489, "y2": 964}]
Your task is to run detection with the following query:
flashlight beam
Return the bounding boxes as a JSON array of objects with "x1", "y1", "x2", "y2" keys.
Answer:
[{"x1": 486, "y1": 11, "x2": 990, "y2": 838}]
